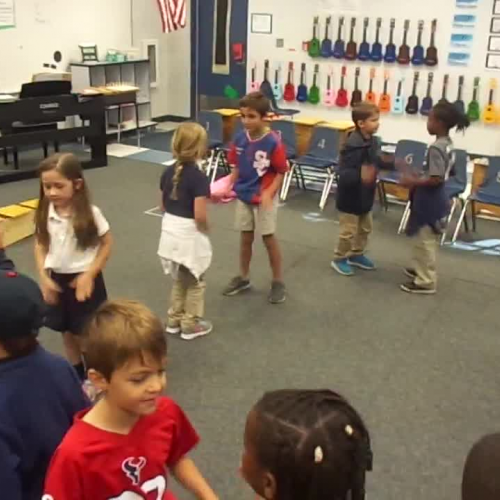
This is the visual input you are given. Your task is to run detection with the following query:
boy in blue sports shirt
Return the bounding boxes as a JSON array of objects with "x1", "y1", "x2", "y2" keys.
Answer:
[
  {"x1": 222, "y1": 91, "x2": 289, "y2": 304},
  {"x1": 0, "y1": 226, "x2": 88, "y2": 500}
]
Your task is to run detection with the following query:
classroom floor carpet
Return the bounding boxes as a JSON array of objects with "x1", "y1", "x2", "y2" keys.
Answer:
[{"x1": 2, "y1": 156, "x2": 500, "y2": 500}]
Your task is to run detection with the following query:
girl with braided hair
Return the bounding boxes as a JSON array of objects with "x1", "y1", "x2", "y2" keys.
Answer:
[
  {"x1": 158, "y1": 122, "x2": 213, "y2": 340},
  {"x1": 241, "y1": 389, "x2": 373, "y2": 500}
]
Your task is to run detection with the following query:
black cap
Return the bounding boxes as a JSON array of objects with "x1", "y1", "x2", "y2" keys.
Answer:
[{"x1": 0, "y1": 270, "x2": 45, "y2": 339}]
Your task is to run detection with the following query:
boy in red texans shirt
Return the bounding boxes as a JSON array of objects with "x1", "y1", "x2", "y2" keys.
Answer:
[
  {"x1": 43, "y1": 299, "x2": 217, "y2": 500},
  {"x1": 222, "y1": 91, "x2": 289, "y2": 304}
]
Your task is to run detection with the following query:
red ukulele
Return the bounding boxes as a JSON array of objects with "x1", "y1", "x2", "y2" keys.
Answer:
[
  {"x1": 283, "y1": 62, "x2": 296, "y2": 102},
  {"x1": 335, "y1": 66, "x2": 349, "y2": 107}
]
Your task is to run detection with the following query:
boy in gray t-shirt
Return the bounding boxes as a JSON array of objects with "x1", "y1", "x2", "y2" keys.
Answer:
[{"x1": 399, "y1": 102, "x2": 470, "y2": 294}]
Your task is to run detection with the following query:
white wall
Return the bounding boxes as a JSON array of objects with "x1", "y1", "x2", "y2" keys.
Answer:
[
  {"x1": 0, "y1": 0, "x2": 131, "y2": 92},
  {"x1": 248, "y1": 0, "x2": 500, "y2": 156},
  {"x1": 132, "y1": 0, "x2": 191, "y2": 118},
  {"x1": 0, "y1": 0, "x2": 191, "y2": 118}
]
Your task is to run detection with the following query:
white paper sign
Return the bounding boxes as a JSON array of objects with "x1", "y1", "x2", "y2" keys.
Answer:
[
  {"x1": 320, "y1": 0, "x2": 360, "y2": 12},
  {"x1": 0, "y1": 0, "x2": 15, "y2": 29}
]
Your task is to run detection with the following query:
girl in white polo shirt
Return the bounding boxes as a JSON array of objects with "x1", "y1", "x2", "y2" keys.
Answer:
[{"x1": 34, "y1": 153, "x2": 112, "y2": 380}]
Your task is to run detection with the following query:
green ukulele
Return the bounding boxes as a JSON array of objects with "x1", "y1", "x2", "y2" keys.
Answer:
[
  {"x1": 467, "y1": 77, "x2": 480, "y2": 122},
  {"x1": 308, "y1": 64, "x2": 320, "y2": 104},
  {"x1": 308, "y1": 17, "x2": 321, "y2": 57}
]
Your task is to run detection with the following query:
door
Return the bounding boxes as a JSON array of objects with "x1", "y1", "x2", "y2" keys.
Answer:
[{"x1": 191, "y1": 0, "x2": 248, "y2": 114}]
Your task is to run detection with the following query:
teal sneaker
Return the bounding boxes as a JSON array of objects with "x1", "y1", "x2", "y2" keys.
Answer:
[
  {"x1": 331, "y1": 259, "x2": 354, "y2": 276},
  {"x1": 348, "y1": 255, "x2": 376, "y2": 270}
]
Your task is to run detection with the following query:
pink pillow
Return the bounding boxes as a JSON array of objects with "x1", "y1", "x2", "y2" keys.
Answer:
[{"x1": 210, "y1": 175, "x2": 236, "y2": 203}]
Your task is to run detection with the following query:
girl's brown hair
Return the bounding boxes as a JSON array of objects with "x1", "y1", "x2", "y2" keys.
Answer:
[
  {"x1": 35, "y1": 153, "x2": 99, "y2": 250},
  {"x1": 170, "y1": 122, "x2": 207, "y2": 200}
]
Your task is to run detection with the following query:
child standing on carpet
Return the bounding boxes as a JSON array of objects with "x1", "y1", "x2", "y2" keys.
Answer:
[
  {"x1": 158, "y1": 122, "x2": 212, "y2": 340},
  {"x1": 332, "y1": 102, "x2": 390, "y2": 277},
  {"x1": 240, "y1": 389, "x2": 373, "y2": 500},
  {"x1": 400, "y1": 101, "x2": 469, "y2": 294},
  {"x1": 44, "y1": 299, "x2": 218, "y2": 500},
  {"x1": 34, "y1": 153, "x2": 112, "y2": 380},
  {"x1": 222, "y1": 91, "x2": 289, "y2": 304}
]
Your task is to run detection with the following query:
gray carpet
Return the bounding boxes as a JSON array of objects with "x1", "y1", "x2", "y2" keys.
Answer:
[{"x1": 2, "y1": 157, "x2": 500, "y2": 500}]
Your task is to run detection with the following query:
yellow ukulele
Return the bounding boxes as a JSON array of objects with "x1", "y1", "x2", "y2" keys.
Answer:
[{"x1": 483, "y1": 78, "x2": 498, "y2": 125}]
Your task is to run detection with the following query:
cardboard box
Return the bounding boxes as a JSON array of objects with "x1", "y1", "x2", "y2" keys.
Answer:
[{"x1": 0, "y1": 204, "x2": 36, "y2": 247}]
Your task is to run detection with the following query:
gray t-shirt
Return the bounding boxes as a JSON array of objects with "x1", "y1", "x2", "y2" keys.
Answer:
[{"x1": 425, "y1": 136, "x2": 454, "y2": 180}]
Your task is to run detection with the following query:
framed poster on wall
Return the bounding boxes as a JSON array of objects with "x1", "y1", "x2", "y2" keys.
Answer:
[
  {"x1": 0, "y1": 0, "x2": 16, "y2": 29},
  {"x1": 488, "y1": 35, "x2": 500, "y2": 52},
  {"x1": 493, "y1": 0, "x2": 500, "y2": 15},
  {"x1": 486, "y1": 53, "x2": 500, "y2": 69},
  {"x1": 491, "y1": 17, "x2": 500, "y2": 33},
  {"x1": 251, "y1": 13, "x2": 272, "y2": 34}
]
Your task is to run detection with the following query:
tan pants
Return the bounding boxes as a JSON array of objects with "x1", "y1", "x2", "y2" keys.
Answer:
[
  {"x1": 412, "y1": 226, "x2": 438, "y2": 288},
  {"x1": 335, "y1": 212, "x2": 373, "y2": 259},
  {"x1": 168, "y1": 266, "x2": 206, "y2": 329}
]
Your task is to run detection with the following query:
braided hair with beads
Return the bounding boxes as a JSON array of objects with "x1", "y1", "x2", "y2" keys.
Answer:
[{"x1": 249, "y1": 389, "x2": 372, "y2": 500}]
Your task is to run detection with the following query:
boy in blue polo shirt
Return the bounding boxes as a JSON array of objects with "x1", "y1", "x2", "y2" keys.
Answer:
[
  {"x1": 222, "y1": 91, "x2": 288, "y2": 304},
  {"x1": 0, "y1": 227, "x2": 88, "y2": 500}
]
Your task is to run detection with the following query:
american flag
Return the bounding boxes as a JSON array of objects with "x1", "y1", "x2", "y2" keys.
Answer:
[{"x1": 156, "y1": 0, "x2": 187, "y2": 33}]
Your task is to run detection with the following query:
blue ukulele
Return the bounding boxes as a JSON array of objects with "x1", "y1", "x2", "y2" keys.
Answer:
[
  {"x1": 358, "y1": 18, "x2": 371, "y2": 61},
  {"x1": 370, "y1": 18, "x2": 383, "y2": 62},
  {"x1": 411, "y1": 20, "x2": 425, "y2": 65},
  {"x1": 332, "y1": 16, "x2": 345, "y2": 59},
  {"x1": 420, "y1": 72, "x2": 434, "y2": 116},
  {"x1": 384, "y1": 18, "x2": 396, "y2": 63},
  {"x1": 320, "y1": 16, "x2": 333, "y2": 58},
  {"x1": 296, "y1": 63, "x2": 308, "y2": 102}
]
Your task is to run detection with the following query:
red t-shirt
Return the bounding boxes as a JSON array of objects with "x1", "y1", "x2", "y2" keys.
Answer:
[{"x1": 42, "y1": 397, "x2": 199, "y2": 500}]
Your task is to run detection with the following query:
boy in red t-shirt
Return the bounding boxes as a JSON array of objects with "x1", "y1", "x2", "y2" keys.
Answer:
[{"x1": 43, "y1": 300, "x2": 218, "y2": 500}]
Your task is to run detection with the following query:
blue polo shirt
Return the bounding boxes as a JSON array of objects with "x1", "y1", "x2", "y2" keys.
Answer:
[{"x1": 228, "y1": 130, "x2": 288, "y2": 204}]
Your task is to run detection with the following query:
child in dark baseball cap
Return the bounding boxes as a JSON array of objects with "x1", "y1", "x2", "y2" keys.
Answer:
[{"x1": 0, "y1": 227, "x2": 88, "y2": 500}]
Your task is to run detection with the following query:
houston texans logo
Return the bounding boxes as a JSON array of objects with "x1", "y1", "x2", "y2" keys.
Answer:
[{"x1": 122, "y1": 456, "x2": 147, "y2": 485}]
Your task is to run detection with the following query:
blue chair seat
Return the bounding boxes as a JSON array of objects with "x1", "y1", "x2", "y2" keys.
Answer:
[
  {"x1": 274, "y1": 107, "x2": 300, "y2": 117},
  {"x1": 209, "y1": 139, "x2": 223, "y2": 149},
  {"x1": 379, "y1": 170, "x2": 401, "y2": 183},
  {"x1": 471, "y1": 191, "x2": 500, "y2": 206},
  {"x1": 296, "y1": 155, "x2": 337, "y2": 169},
  {"x1": 445, "y1": 185, "x2": 464, "y2": 199}
]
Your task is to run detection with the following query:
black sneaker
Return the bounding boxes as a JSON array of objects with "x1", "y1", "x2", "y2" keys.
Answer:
[
  {"x1": 222, "y1": 276, "x2": 251, "y2": 296},
  {"x1": 268, "y1": 281, "x2": 286, "y2": 304},
  {"x1": 400, "y1": 281, "x2": 436, "y2": 295},
  {"x1": 404, "y1": 268, "x2": 417, "y2": 279}
]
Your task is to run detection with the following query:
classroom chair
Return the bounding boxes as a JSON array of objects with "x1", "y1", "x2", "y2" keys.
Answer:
[
  {"x1": 292, "y1": 125, "x2": 340, "y2": 210},
  {"x1": 269, "y1": 120, "x2": 298, "y2": 201},
  {"x1": 259, "y1": 85, "x2": 300, "y2": 118},
  {"x1": 452, "y1": 156, "x2": 500, "y2": 243},
  {"x1": 379, "y1": 139, "x2": 427, "y2": 212},
  {"x1": 197, "y1": 111, "x2": 224, "y2": 181}
]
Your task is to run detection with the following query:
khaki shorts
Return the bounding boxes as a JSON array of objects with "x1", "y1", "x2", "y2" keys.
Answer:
[{"x1": 235, "y1": 198, "x2": 279, "y2": 236}]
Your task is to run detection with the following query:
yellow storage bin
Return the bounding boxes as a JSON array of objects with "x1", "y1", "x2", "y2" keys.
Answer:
[{"x1": 0, "y1": 204, "x2": 36, "y2": 247}]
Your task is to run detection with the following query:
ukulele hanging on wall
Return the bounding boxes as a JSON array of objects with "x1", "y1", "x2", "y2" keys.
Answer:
[
  {"x1": 392, "y1": 74, "x2": 405, "y2": 114},
  {"x1": 384, "y1": 18, "x2": 397, "y2": 63},
  {"x1": 351, "y1": 67, "x2": 362, "y2": 107},
  {"x1": 371, "y1": 18, "x2": 383, "y2": 62},
  {"x1": 308, "y1": 64, "x2": 321, "y2": 105},
  {"x1": 405, "y1": 71, "x2": 420, "y2": 114},
  {"x1": 335, "y1": 66, "x2": 349, "y2": 107},
  {"x1": 260, "y1": 60, "x2": 273, "y2": 97},
  {"x1": 454, "y1": 76, "x2": 465, "y2": 115},
  {"x1": 332, "y1": 16, "x2": 346, "y2": 59},
  {"x1": 424, "y1": 19, "x2": 438, "y2": 66},
  {"x1": 345, "y1": 18, "x2": 358, "y2": 60},
  {"x1": 249, "y1": 62, "x2": 259, "y2": 92},
  {"x1": 411, "y1": 20, "x2": 425, "y2": 66},
  {"x1": 439, "y1": 74, "x2": 449, "y2": 104},
  {"x1": 467, "y1": 77, "x2": 480, "y2": 122},
  {"x1": 324, "y1": 68, "x2": 335, "y2": 106},
  {"x1": 365, "y1": 68, "x2": 377, "y2": 104},
  {"x1": 321, "y1": 16, "x2": 333, "y2": 58},
  {"x1": 378, "y1": 70, "x2": 392, "y2": 113},
  {"x1": 358, "y1": 18, "x2": 371, "y2": 61},
  {"x1": 397, "y1": 20, "x2": 411, "y2": 65},
  {"x1": 309, "y1": 17, "x2": 321, "y2": 58},
  {"x1": 296, "y1": 63, "x2": 309, "y2": 102},
  {"x1": 283, "y1": 62, "x2": 296, "y2": 102},
  {"x1": 420, "y1": 72, "x2": 434, "y2": 116},
  {"x1": 482, "y1": 78, "x2": 498, "y2": 125},
  {"x1": 273, "y1": 65, "x2": 283, "y2": 101}
]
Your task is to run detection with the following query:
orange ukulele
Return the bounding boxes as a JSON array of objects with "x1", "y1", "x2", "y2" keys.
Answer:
[
  {"x1": 365, "y1": 68, "x2": 377, "y2": 104},
  {"x1": 378, "y1": 70, "x2": 391, "y2": 113},
  {"x1": 483, "y1": 78, "x2": 498, "y2": 125}
]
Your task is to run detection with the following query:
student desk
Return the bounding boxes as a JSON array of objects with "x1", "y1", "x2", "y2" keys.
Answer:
[
  {"x1": 472, "y1": 160, "x2": 500, "y2": 218},
  {"x1": 214, "y1": 109, "x2": 355, "y2": 157}
]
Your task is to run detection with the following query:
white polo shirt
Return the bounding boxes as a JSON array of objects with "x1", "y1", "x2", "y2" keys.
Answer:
[{"x1": 44, "y1": 203, "x2": 110, "y2": 274}]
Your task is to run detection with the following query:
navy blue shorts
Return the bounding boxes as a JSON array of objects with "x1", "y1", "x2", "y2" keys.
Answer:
[{"x1": 44, "y1": 272, "x2": 107, "y2": 335}]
